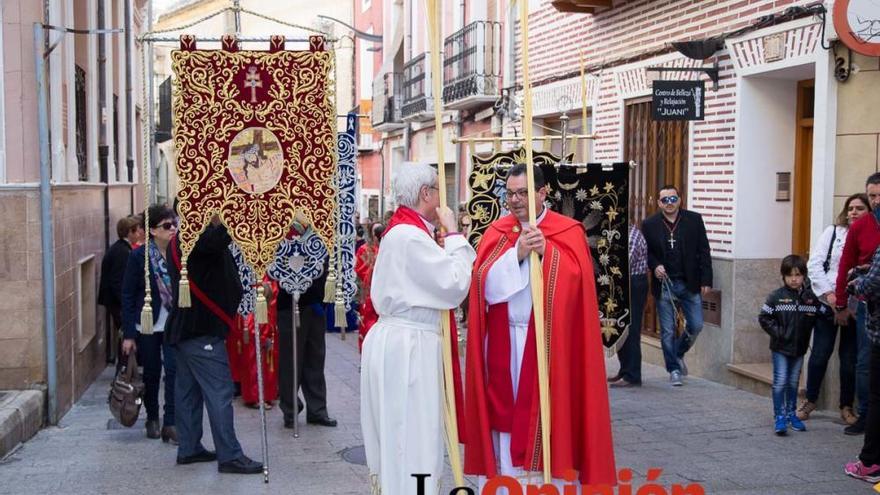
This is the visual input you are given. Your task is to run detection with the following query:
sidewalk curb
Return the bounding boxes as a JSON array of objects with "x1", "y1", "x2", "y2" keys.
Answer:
[{"x1": 0, "y1": 391, "x2": 44, "y2": 459}]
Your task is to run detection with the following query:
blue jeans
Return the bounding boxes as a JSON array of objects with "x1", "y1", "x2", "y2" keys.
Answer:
[
  {"x1": 656, "y1": 279, "x2": 704, "y2": 373},
  {"x1": 137, "y1": 331, "x2": 176, "y2": 426},
  {"x1": 174, "y1": 335, "x2": 244, "y2": 463},
  {"x1": 857, "y1": 302, "x2": 871, "y2": 417},
  {"x1": 804, "y1": 315, "x2": 856, "y2": 407},
  {"x1": 772, "y1": 351, "x2": 804, "y2": 417}
]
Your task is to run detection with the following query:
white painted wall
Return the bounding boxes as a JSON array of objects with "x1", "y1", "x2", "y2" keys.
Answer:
[{"x1": 732, "y1": 76, "x2": 797, "y2": 258}]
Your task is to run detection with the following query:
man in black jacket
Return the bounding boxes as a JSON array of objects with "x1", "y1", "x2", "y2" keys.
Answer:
[
  {"x1": 277, "y1": 258, "x2": 337, "y2": 428},
  {"x1": 642, "y1": 185, "x2": 713, "y2": 386},
  {"x1": 166, "y1": 217, "x2": 262, "y2": 474},
  {"x1": 98, "y1": 215, "x2": 142, "y2": 366}
]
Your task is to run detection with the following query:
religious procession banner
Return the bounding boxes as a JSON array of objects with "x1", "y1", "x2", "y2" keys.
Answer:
[
  {"x1": 268, "y1": 226, "x2": 328, "y2": 296},
  {"x1": 330, "y1": 113, "x2": 358, "y2": 324},
  {"x1": 465, "y1": 150, "x2": 631, "y2": 350},
  {"x1": 171, "y1": 34, "x2": 337, "y2": 322},
  {"x1": 550, "y1": 163, "x2": 631, "y2": 352},
  {"x1": 466, "y1": 147, "x2": 570, "y2": 248},
  {"x1": 231, "y1": 241, "x2": 257, "y2": 316}
]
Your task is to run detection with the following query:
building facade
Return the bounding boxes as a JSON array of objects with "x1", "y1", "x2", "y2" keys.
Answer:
[
  {"x1": 360, "y1": 0, "x2": 880, "y2": 407},
  {"x1": 0, "y1": 0, "x2": 147, "y2": 421},
  {"x1": 364, "y1": 0, "x2": 505, "y2": 215}
]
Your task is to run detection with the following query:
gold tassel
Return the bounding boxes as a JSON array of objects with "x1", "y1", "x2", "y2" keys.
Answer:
[
  {"x1": 323, "y1": 271, "x2": 336, "y2": 304},
  {"x1": 179, "y1": 267, "x2": 192, "y2": 308},
  {"x1": 334, "y1": 301, "x2": 347, "y2": 330},
  {"x1": 140, "y1": 293, "x2": 154, "y2": 335},
  {"x1": 256, "y1": 286, "x2": 268, "y2": 324}
]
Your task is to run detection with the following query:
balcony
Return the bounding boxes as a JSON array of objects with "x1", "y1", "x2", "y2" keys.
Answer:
[
  {"x1": 371, "y1": 72, "x2": 406, "y2": 132},
  {"x1": 443, "y1": 21, "x2": 502, "y2": 110},
  {"x1": 401, "y1": 53, "x2": 434, "y2": 121}
]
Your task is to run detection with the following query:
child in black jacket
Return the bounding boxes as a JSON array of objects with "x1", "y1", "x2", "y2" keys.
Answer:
[{"x1": 759, "y1": 255, "x2": 831, "y2": 435}]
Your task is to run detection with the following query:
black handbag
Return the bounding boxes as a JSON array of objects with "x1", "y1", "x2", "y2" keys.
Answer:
[{"x1": 108, "y1": 353, "x2": 145, "y2": 427}]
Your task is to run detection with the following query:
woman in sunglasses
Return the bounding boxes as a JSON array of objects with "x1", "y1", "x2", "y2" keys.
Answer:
[{"x1": 120, "y1": 204, "x2": 179, "y2": 443}]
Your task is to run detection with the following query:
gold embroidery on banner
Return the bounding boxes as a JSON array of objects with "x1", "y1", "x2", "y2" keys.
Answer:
[{"x1": 171, "y1": 48, "x2": 338, "y2": 280}]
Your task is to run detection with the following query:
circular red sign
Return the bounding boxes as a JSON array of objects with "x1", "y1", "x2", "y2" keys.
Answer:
[{"x1": 834, "y1": 0, "x2": 880, "y2": 57}]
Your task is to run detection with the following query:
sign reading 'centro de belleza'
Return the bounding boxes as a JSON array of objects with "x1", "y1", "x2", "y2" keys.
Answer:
[{"x1": 652, "y1": 80, "x2": 705, "y2": 121}]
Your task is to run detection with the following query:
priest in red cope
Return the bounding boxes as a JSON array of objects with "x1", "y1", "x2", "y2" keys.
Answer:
[{"x1": 463, "y1": 163, "x2": 616, "y2": 487}]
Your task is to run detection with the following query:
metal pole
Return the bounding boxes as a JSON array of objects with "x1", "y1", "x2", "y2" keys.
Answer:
[
  {"x1": 559, "y1": 112, "x2": 569, "y2": 165},
  {"x1": 233, "y1": 0, "x2": 241, "y2": 38},
  {"x1": 147, "y1": 1, "x2": 156, "y2": 201},
  {"x1": 35, "y1": 22, "x2": 59, "y2": 426},
  {"x1": 291, "y1": 292, "x2": 300, "y2": 438},
  {"x1": 253, "y1": 319, "x2": 270, "y2": 483}
]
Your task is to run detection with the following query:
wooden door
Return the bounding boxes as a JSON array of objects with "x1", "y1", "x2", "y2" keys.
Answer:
[
  {"x1": 791, "y1": 79, "x2": 815, "y2": 257},
  {"x1": 624, "y1": 98, "x2": 689, "y2": 337}
]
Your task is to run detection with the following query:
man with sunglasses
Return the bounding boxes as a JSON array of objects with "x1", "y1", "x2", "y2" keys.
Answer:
[{"x1": 642, "y1": 185, "x2": 713, "y2": 386}]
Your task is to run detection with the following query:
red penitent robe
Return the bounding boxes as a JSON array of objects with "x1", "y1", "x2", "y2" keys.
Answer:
[
  {"x1": 355, "y1": 243, "x2": 379, "y2": 352},
  {"x1": 240, "y1": 281, "x2": 280, "y2": 404},
  {"x1": 463, "y1": 210, "x2": 616, "y2": 485}
]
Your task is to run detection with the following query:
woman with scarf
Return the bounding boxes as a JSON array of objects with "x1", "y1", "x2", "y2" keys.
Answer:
[{"x1": 121, "y1": 204, "x2": 178, "y2": 443}]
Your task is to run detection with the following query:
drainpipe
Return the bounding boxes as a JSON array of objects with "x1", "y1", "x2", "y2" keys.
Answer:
[
  {"x1": 147, "y1": 0, "x2": 156, "y2": 202},
  {"x1": 35, "y1": 22, "x2": 59, "y2": 426},
  {"x1": 124, "y1": 0, "x2": 134, "y2": 210}
]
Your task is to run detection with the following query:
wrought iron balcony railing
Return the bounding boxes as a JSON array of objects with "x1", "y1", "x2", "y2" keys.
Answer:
[
  {"x1": 401, "y1": 52, "x2": 433, "y2": 121},
  {"x1": 371, "y1": 72, "x2": 405, "y2": 131},
  {"x1": 442, "y1": 21, "x2": 502, "y2": 109}
]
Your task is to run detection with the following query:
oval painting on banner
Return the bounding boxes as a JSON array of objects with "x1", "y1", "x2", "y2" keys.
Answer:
[{"x1": 227, "y1": 127, "x2": 284, "y2": 194}]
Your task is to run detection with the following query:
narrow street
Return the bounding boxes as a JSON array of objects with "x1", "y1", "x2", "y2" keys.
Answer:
[{"x1": 0, "y1": 333, "x2": 871, "y2": 494}]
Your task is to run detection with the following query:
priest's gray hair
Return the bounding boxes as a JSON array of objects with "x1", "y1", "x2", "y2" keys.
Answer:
[{"x1": 392, "y1": 162, "x2": 438, "y2": 208}]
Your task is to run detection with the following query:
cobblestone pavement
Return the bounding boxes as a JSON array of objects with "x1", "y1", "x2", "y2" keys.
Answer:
[{"x1": 0, "y1": 332, "x2": 874, "y2": 494}]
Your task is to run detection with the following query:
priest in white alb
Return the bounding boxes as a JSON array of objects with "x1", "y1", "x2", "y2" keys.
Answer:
[{"x1": 361, "y1": 163, "x2": 476, "y2": 495}]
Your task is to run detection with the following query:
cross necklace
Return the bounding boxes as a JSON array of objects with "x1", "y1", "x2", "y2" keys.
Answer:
[{"x1": 664, "y1": 215, "x2": 680, "y2": 249}]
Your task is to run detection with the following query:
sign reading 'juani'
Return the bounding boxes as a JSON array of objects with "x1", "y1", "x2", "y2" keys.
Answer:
[{"x1": 652, "y1": 80, "x2": 705, "y2": 121}]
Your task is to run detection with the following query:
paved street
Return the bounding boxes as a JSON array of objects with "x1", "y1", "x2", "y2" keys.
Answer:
[{"x1": 0, "y1": 333, "x2": 874, "y2": 494}]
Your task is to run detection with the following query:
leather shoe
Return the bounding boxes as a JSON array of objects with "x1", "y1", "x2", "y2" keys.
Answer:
[
  {"x1": 609, "y1": 378, "x2": 640, "y2": 388},
  {"x1": 606, "y1": 373, "x2": 622, "y2": 383},
  {"x1": 218, "y1": 455, "x2": 263, "y2": 474},
  {"x1": 307, "y1": 416, "x2": 338, "y2": 427},
  {"x1": 145, "y1": 419, "x2": 160, "y2": 439},
  {"x1": 177, "y1": 449, "x2": 217, "y2": 465},
  {"x1": 161, "y1": 425, "x2": 178, "y2": 445}
]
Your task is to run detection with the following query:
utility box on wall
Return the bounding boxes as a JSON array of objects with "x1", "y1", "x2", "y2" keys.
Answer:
[{"x1": 702, "y1": 289, "x2": 722, "y2": 326}]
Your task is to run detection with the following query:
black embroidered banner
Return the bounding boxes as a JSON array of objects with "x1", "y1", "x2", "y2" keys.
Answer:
[
  {"x1": 465, "y1": 153, "x2": 631, "y2": 350},
  {"x1": 466, "y1": 147, "x2": 569, "y2": 248},
  {"x1": 548, "y1": 163, "x2": 630, "y2": 351}
]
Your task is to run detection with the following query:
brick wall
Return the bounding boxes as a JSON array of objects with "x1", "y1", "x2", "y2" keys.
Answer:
[{"x1": 517, "y1": 0, "x2": 819, "y2": 255}]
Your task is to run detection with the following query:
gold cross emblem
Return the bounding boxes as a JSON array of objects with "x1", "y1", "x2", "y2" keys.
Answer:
[{"x1": 244, "y1": 66, "x2": 262, "y2": 103}]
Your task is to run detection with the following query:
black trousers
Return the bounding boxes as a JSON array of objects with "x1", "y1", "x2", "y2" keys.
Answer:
[
  {"x1": 617, "y1": 273, "x2": 648, "y2": 384},
  {"x1": 278, "y1": 305, "x2": 329, "y2": 421},
  {"x1": 860, "y1": 342, "x2": 880, "y2": 466},
  {"x1": 137, "y1": 331, "x2": 176, "y2": 426}
]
